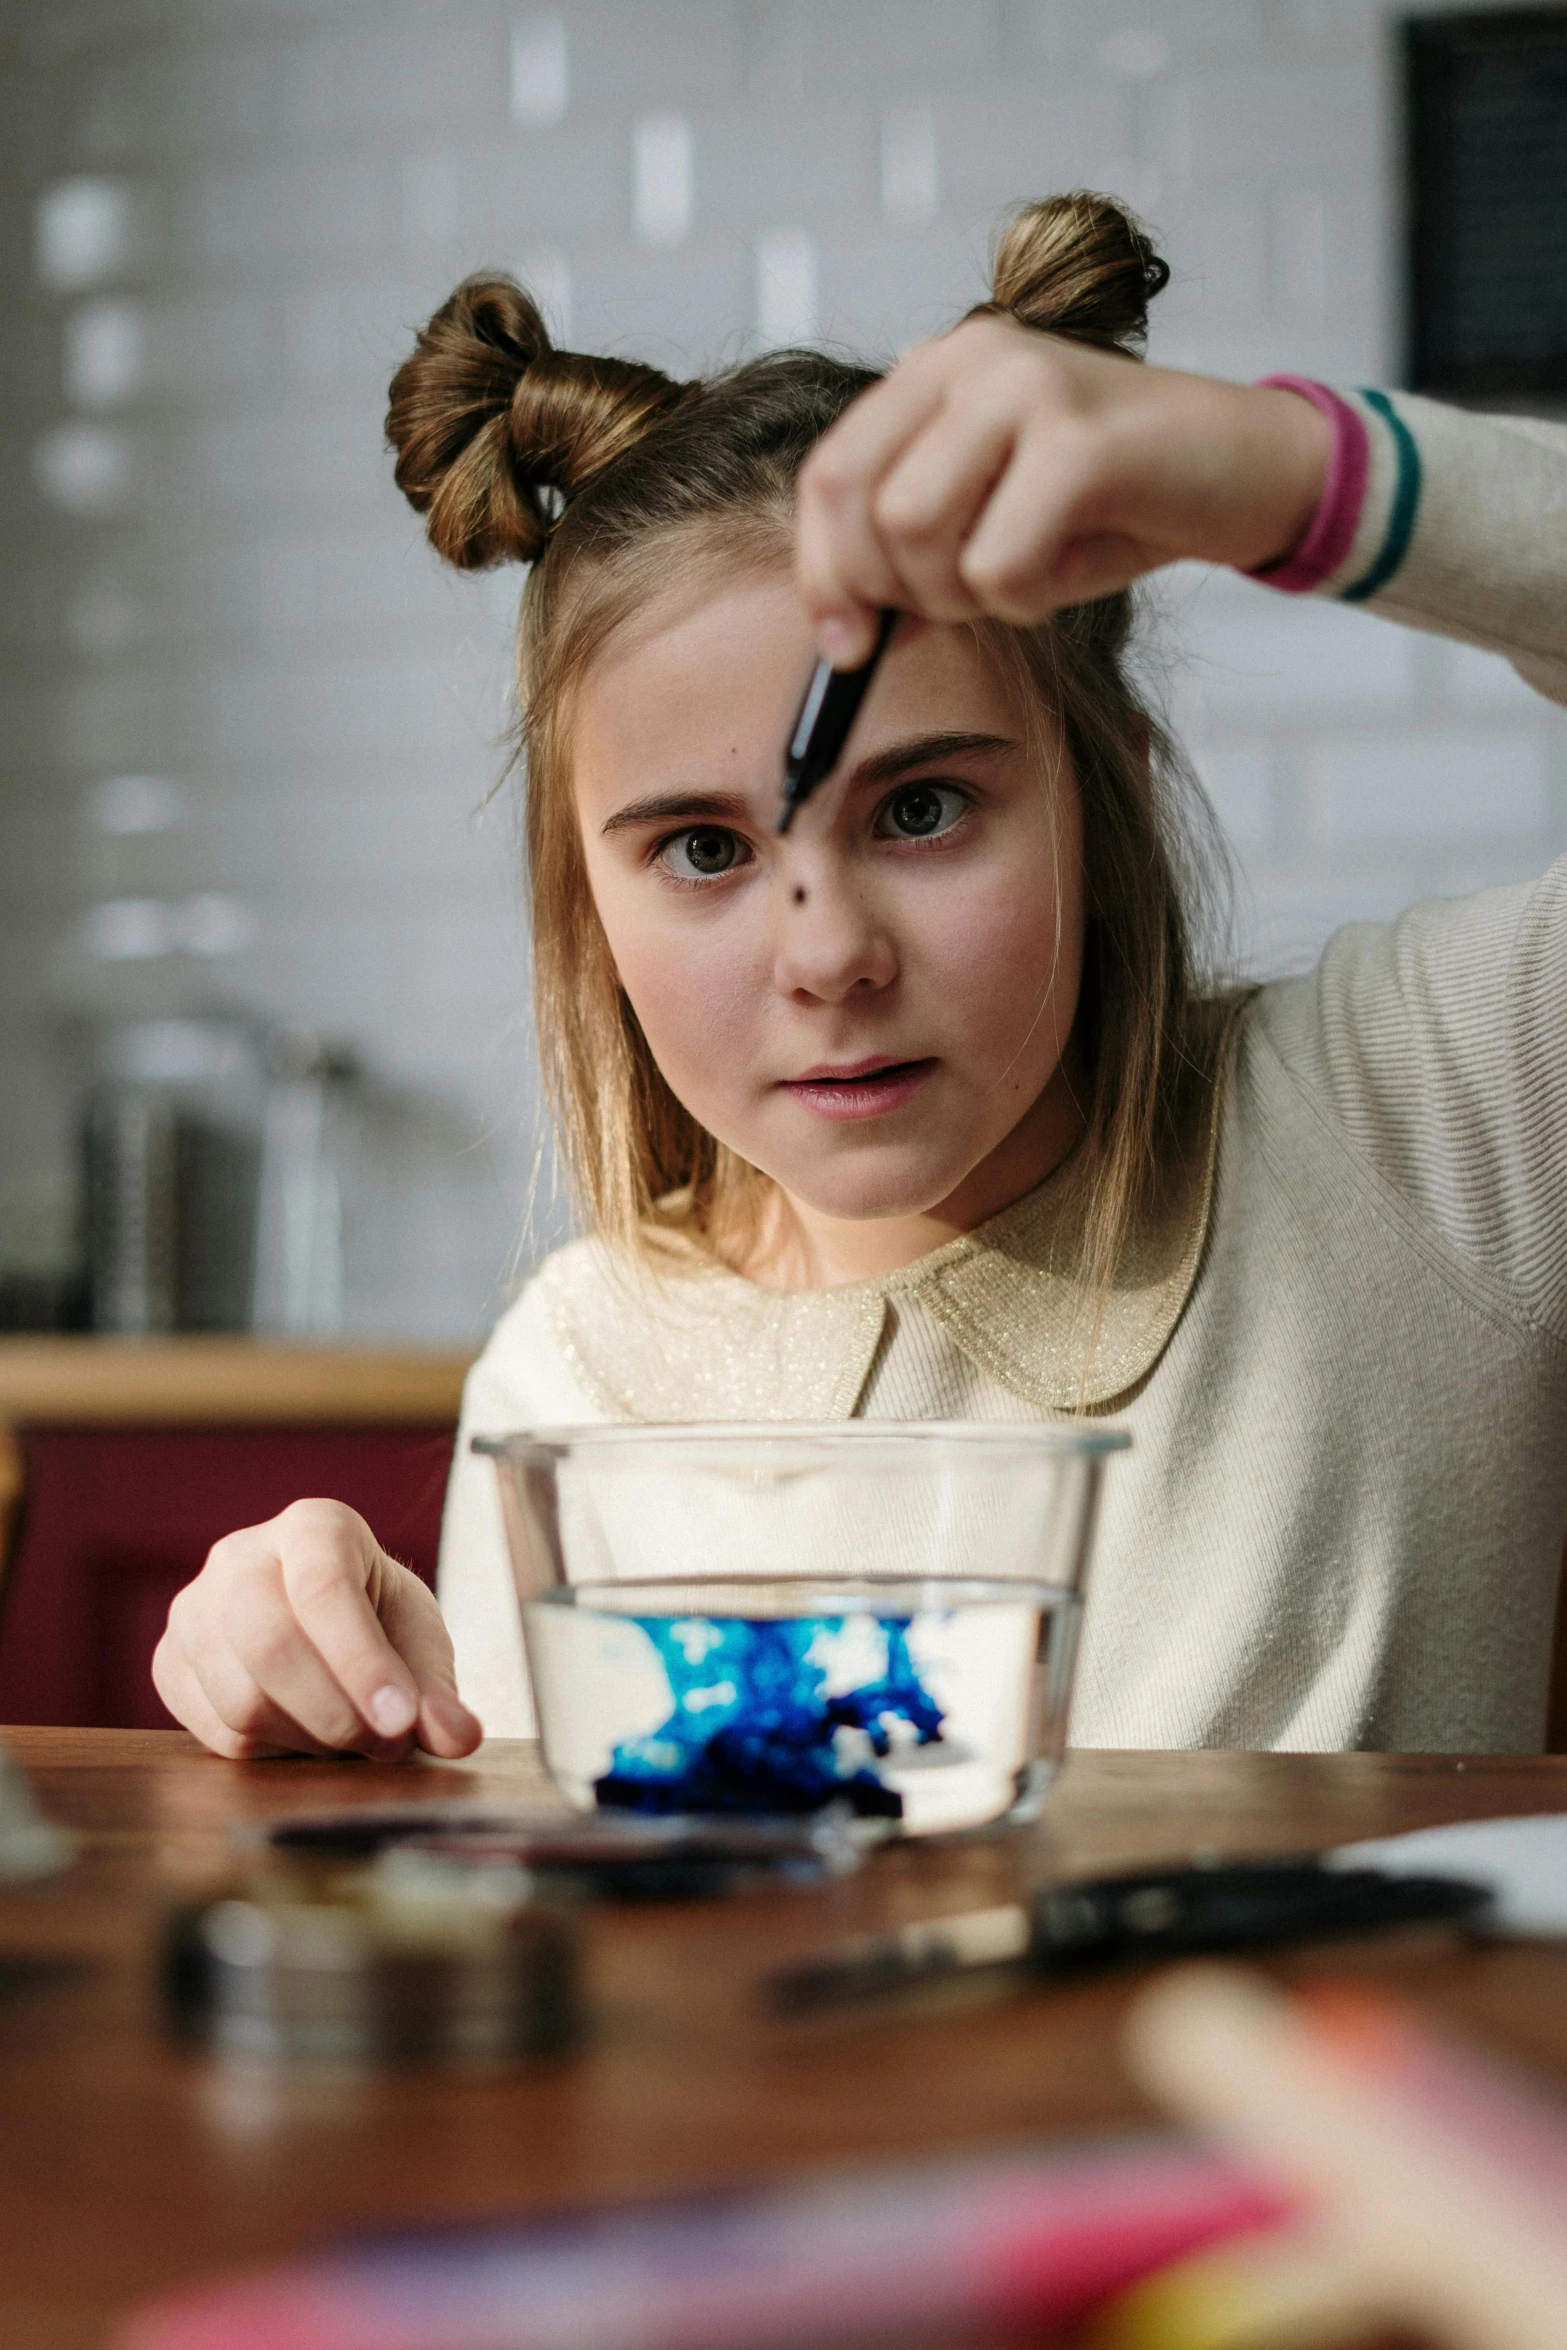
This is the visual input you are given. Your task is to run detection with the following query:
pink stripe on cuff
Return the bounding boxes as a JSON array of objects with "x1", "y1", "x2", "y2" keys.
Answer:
[{"x1": 1247, "y1": 376, "x2": 1369, "y2": 593}]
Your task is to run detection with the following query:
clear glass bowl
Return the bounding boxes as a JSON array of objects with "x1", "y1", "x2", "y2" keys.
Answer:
[{"x1": 475, "y1": 1423, "x2": 1128, "y2": 1836}]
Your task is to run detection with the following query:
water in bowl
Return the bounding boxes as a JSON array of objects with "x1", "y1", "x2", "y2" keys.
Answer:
[{"x1": 523, "y1": 1582, "x2": 1078, "y2": 1836}]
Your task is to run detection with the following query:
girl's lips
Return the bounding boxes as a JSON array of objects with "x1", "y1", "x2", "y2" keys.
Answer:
[{"x1": 777, "y1": 1057, "x2": 938, "y2": 1121}]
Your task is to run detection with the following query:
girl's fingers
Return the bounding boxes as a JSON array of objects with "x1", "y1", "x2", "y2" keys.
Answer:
[
  {"x1": 222, "y1": 1560, "x2": 413, "y2": 1757},
  {"x1": 795, "y1": 480, "x2": 909, "y2": 665},
  {"x1": 417, "y1": 1685, "x2": 483, "y2": 1757},
  {"x1": 956, "y1": 429, "x2": 1125, "y2": 619},
  {"x1": 796, "y1": 366, "x2": 948, "y2": 659},
  {"x1": 152, "y1": 1629, "x2": 320, "y2": 1761},
  {"x1": 205, "y1": 1632, "x2": 355, "y2": 1756},
  {"x1": 377, "y1": 1568, "x2": 483, "y2": 1756},
  {"x1": 274, "y1": 1503, "x2": 427, "y2": 1744},
  {"x1": 1035, "y1": 528, "x2": 1148, "y2": 610},
  {"x1": 867, "y1": 401, "x2": 1020, "y2": 621}
]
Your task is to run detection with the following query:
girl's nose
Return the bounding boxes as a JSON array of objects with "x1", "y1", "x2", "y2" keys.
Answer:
[{"x1": 771, "y1": 860, "x2": 898, "y2": 1003}]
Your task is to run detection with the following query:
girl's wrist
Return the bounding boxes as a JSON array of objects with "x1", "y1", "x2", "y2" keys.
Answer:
[{"x1": 1149, "y1": 372, "x2": 1333, "y2": 581}]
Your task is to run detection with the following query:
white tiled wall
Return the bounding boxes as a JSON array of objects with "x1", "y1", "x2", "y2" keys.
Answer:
[{"x1": 3, "y1": 0, "x2": 1564, "y2": 1334}]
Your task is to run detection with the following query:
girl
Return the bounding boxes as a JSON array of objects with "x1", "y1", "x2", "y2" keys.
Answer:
[{"x1": 153, "y1": 194, "x2": 1567, "y2": 1765}]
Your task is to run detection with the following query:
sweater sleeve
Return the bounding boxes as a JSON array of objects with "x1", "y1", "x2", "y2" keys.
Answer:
[
  {"x1": 1253, "y1": 382, "x2": 1567, "y2": 708},
  {"x1": 1260, "y1": 852, "x2": 1567, "y2": 1345}
]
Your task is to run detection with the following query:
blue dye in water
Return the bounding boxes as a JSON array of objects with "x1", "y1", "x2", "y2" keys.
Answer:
[{"x1": 594, "y1": 1614, "x2": 945, "y2": 1817}]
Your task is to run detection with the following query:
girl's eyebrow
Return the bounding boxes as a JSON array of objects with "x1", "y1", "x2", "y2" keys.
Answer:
[
  {"x1": 601, "y1": 789, "x2": 750, "y2": 836},
  {"x1": 848, "y1": 731, "x2": 1016, "y2": 786},
  {"x1": 600, "y1": 735, "x2": 1014, "y2": 836}
]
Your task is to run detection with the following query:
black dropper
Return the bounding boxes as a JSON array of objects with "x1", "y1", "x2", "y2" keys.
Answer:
[{"x1": 776, "y1": 609, "x2": 899, "y2": 834}]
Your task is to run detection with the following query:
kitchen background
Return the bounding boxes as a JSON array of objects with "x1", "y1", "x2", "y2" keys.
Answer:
[{"x1": 2, "y1": 0, "x2": 1564, "y2": 1342}]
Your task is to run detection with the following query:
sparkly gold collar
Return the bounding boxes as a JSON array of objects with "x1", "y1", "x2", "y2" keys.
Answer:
[{"x1": 541, "y1": 1007, "x2": 1240, "y2": 1423}]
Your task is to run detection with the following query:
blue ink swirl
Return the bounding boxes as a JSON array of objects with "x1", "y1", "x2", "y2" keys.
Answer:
[{"x1": 594, "y1": 1613, "x2": 946, "y2": 1817}]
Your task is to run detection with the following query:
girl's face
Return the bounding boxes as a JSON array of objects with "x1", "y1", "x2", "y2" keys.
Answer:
[{"x1": 573, "y1": 565, "x2": 1085, "y2": 1263}]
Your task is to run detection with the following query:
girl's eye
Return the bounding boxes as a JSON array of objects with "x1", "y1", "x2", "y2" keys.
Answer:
[
  {"x1": 658, "y1": 826, "x2": 750, "y2": 881},
  {"x1": 874, "y1": 782, "x2": 968, "y2": 841}
]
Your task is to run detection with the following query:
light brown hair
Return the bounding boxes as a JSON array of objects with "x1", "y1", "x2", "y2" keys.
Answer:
[{"x1": 386, "y1": 192, "x2": 1230, "y2": 1344}]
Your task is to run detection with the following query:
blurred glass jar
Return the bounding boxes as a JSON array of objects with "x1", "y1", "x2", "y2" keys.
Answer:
[
  {"x1": 83, "y1": 1015, "x2": 266, "y2": 1333},
  {"x1": 250, "y1": 1033, "x2": 358, "y2": 1338}
]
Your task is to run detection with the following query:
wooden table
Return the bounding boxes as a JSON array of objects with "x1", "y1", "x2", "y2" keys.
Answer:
[{"x1": 3, "y1": 1732, "x2": 1566, "y2": 2349}]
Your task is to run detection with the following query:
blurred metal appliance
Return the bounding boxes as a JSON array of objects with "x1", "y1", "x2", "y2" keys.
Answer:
[{"x1": 83, "y1": 1015, "x2": 265, "y2": 1334}]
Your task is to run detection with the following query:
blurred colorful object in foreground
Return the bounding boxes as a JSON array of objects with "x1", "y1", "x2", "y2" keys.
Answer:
[
  {"x1": 1087, "y1": 2227, "x2": 1382, "y2": 2350},
  {"x1": 1117, "y1": 1970, "x2": 1567, "y2": 2350},
  {"x1": 115, "y1": 1965, "x2": 1567, "y2": 2350},
  {"x1": 115, "y1": 2136, "x2": 1284, "y2": 2350}
]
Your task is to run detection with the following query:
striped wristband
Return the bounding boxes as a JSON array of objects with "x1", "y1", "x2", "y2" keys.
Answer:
[{"x1": 1248, "y1": 376, "x2": 1423, "y2": 603}]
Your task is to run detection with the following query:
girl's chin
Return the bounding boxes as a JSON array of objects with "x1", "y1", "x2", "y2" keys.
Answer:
[{"x1": 761, "y1": 1160, "x2": 977, "y2": 1227}]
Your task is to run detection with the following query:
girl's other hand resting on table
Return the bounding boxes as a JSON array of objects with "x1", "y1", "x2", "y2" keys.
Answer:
[
  {"x1": 796, "y1": 312, "x2": 1332, "y2": 666},
  {"x1": 152, "y1": 1499, "x2": 482, "y2": 1761}
]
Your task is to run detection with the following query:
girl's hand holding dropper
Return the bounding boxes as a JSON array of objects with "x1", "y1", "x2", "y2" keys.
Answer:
[{"x1": 796, "y1": 313, "x2": 1332, "y2": 665}]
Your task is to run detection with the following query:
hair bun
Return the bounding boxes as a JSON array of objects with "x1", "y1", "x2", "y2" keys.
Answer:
[
  {"x1": 386, "y1": 276, "x2": 693, "y2": 569},
  {"x1": 989, "y1": 191, "x2": 1170, "y2": 355}
]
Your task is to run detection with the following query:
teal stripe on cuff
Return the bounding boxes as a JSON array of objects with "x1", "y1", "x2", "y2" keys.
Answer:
[{"x1": 1341, "y1": 391, "x2": 1421, "y2": 603}]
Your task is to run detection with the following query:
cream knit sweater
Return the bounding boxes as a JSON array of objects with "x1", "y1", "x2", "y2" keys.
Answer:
[{"x1": 438, "y1": 389, "x2": 1567, "y2": 1753}]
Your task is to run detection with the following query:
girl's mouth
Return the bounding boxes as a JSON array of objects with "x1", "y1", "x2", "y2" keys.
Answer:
[{"x1": 777, "y1": 1057, "x2": 938, "y2": 1121}]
